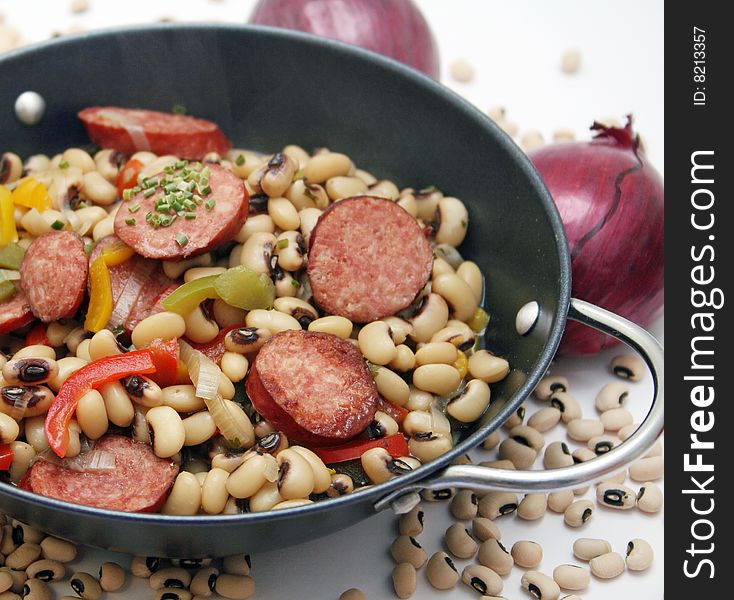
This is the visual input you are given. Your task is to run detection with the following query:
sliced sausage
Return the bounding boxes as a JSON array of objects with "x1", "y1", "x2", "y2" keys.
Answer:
[
  {"x1": 0, "y1": 288, "x2": 34, "y2": 334},
  {"x1": 78, "y1": 106, "x2": 231, "y2": 159},
  {"x1": 246, "y1": 330, "x2": 378, "y2": 445},
  {"x1": 114, "y1": 164, "x2": 248, "y2": 260},
  {"x1": 307, "y1": 195, "x2": 433, "y2": 322},
  {"x1": 20, "y1": 434, "x2": 179, "y2": 512},
  {"x1": 19, "y1": 231, "x2": 88, "y2": 322}
]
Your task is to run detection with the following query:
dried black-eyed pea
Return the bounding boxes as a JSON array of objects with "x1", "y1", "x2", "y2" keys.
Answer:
[
  {"x1": 543, "y1": 442, "x2": 574, "y2": 469},
  {"x1": 534, "y1": 375, "x2": 569, "y2": 400},
  {"x1": 0, "y1": 570, "x2": 11, "y2": 593},
  {"x1": 21, "y1": 578, "x2": 51, "y2": 600},
  {"x1": 131, "y1": 556, "x2": 161, "y2": 577},
  {"x1": 617, "y1": 423, "x2": 638, "y2": 441},
  {"x1": 478, "y1": 492, "x2": 518, "y2": 520},
  {"x1": 154, "y1": 590, "x2": 193, "y2": 600},
  {"x1": 600, "y1": 407, "x2": 634, "y2": 432},
  {"x1": 610, "y1": 354, "x2": 646, "y2": 381},
  {"x1": 445, "y1": 523, "x2": 478, "y2": 559},
  {"x1": 0, "y1": 525, "x2": 18, "y2": 555},
  {"x1": 420, "y1": 488, "x2": 455, "y2": 502},
  {"x1": 482, "y1": 429, "x2": 501, "y2": 450},
  {"x1": 425, "y1": 551, "x2": 459, "y2": 590},
  {"x1": 149, "y1": 567, "x2": 192, "y2": 590},
  {"x1": 629, "y1": 455, "x2": 664, "y2": 482},
  {"x1": 508, "y1": 425, "x2": 545, "y2": 451},
  {"x1": 392, "y1": 563, "x2": 417, "y2": 599},
  {"x1": 5, "y1": 542, "x2": 41, "y2": 570},
  {"x1": 511, "y1": 540, "x2": 543, "y2": 569},
  {"x1": 560, "y1": 595, "x2": 583, "y2": 600},
  {"x1": 626, "y1": 538, "x2": 654, "y2": 571},
  {"x1": 498, "y1": 438, "x2": 537, "y2": 470},
  {"x1": 571, "y1": 447, "x2": 596, "y2": 464},
  {"x1": 547, "y1": 490, "x2": 575, "y2": 513},
  {"x1": 339, "y1": 589, "x2": 367, "y2": 600},
  {"x1": 595, "y1": 382, "x2": 629, "y2": 412},
  {"x1": 564, "y1": 500, "x2": 594, "y2": 528},
  {"x1": 517, "y1": 494, "x2": 547, "y2": 521},
  {"x1": 70, "y1": 572, "x2": 103, "y2": 599},
  {"x1": 527, "y1": 407, "x2": 562, "y2": 432},
  {"x1": 552, "y1": 565, "x2": 590, "y2": 591},
  {"x1": 450, "y1": 490, "x2": 478, "y2": 520},
  {"x1": 550, "y1": 392, "x2": 582, "y2": 423},
  {"x1": 222, "y1": 554, "x2": 251, "y2": 576},
  {"x1": 573, "y1": 538, "x2": 612, "y2": 561},
  {"x1": 521, "y1": 570, "x2": 561, "y2": 600},
  {"x1": 477, "y1": 539, "x2": 514, "y2": 576},
  {"x1": 99, "y1": 562, "x2": 126, "y2": 592},
  {"x1": 214, "y1": 573, "x2": 255, "y2": 599},
  {"x1": 637, "y1": 481, "x2": 664, "y2": 513},
  {"x1": 589, "y1": 551, "x2": 625, "y2": 579},
  {"x1": 2, "y1": 566, "x2": 26, "y2": 594},
  {"x1": 10, "y1": 521, "x2": 43, "y2": 545},
  {"x1": 566, "y1": 419, "x2": 604, "y2": 442},
  {"x1": 452, "y1": 453, "x2": 473, "y2": 466},
  {"x1": 399, "y1": 505, "x2": 424, "y2": 536},
  {"x1": 326, "y1": 473, "x2": 354, "y2": 498},
  {"x1": 501, "y1": 404, "x2": 525, "y2": 429},
  {"x1": 390, "y1": 536, "x2": 427, "y2": 569},
  {"x1": 588, "y1": 435, "x2": 619, "y2": 455},
  {"x1": 25, "y1": 559, "x2": 64, "y2": 582},
  {"x1": 596, "y1": 481, "x2": 636, "y2": 510},
  {"x1": 461, "y1": 564, "x2": 503, "y2": 596},
  {"x1": 190, "y1": 567, "x2": 219, "y2": 596},
  {"x1": 472, "y1": 517, "x2": 501, "y2": 542}
]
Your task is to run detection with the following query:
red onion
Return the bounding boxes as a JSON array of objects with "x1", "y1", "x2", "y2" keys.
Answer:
[
  {"x1": 528, "y1": 117, "x2": 664, "y2": 355},
  {"x1": 249, "y1": 0, "x2": 440, "y2": 78}
]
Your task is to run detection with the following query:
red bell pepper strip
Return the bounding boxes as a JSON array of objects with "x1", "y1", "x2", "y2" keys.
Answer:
[
  {"x1": 0, "y1": 443, "x2": 14, "y2": 470},
  {"x1": 45, "y1": 350, "x2": 156, "y2": 458},
  {"x1": 311, "y1": 433, "x2": 410, "y2": 464},
  {"x1": 115, "y1": 158, "x2": 144, "y2": 198},
  {"x1": 147, "y1": 338, "x2": 180, "y2": 388},
  {"x1": 377, "y1": 397, "x2": 409, "y2": 425},
  {"x1": 24, "y1": 323, "x2": 50, "y2": 347}
]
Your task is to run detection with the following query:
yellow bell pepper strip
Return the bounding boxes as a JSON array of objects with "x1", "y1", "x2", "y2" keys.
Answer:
[
  {"x1": 0, "y1": 243, "x2": 24, "y2": 269},
  {"x1": 0, "y1": 185, "x2": 18, "y2": 246},
  {"x1": 85, "y1": 256, "x2": 113, "y2": 333},
  {"x1": 45, "y1": 349, "x2": 157, "y2": 457},
  {"x1": 10, "y1": 177, "x2": 52, "y2": 211},
  {"x1": 161, "y1": 274, "x2": 220, "y2": 315},
  {"x1": 101, "y1": 239, "x2": 135, "y2": 266}
]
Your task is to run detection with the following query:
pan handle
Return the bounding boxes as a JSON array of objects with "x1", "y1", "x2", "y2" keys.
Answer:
[{"x1": 374, "y1": 298, "x2": 664, "y2": 514}]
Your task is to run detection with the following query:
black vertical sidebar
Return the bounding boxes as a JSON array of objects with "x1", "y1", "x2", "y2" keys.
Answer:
[{"x1": 665, "y1": 3, "x2": 732, "y2": 595}]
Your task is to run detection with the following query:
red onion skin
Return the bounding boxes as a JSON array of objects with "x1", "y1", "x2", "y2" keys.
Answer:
[
  {"x1": 249, "y1": 0, "x2": 440, "y2": 78},
  {"x1": 529, "y1": 121, "x2": 664, "y2": 355}
]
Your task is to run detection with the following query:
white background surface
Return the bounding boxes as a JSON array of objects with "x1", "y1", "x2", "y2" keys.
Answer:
[{"x1": 1, "y1": 1, "x2": 664, "y2": 598}]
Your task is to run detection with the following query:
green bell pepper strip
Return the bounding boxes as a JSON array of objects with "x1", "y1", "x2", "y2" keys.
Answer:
[{"x1": 161, "y1": 275, "x2": 220, "y2": 315}]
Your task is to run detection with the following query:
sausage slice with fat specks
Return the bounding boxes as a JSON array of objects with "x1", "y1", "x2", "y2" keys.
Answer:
[
  {"x1": 0, "y1": 288, "x2": 34, "y2": 334},
  {"x1": 114, "y1": 164, "x2": 248, "y2": 261},
  {"x1": 246, "y1": 330, "x2": 379, "y2": 445},
  {"x1": 307, "y1": 195, "x2": 433, "y2": 323},
  {"x1": 78, "y1": 106, "x2": 231, "y2": 159},
  {"x1": 20, "y1": 434, "x2": 179, "y2": 512},
  {"x1": 19, "y1": 231, "x2": 88, "y2": 323}
]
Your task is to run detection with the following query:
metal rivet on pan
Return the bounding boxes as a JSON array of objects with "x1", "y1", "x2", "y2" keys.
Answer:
[
  {"x1": 516, "y1": 301, "x2": 539, "y2": 336},
  {"x1": 15, "y1": 90, "x2": 46, "y2": 125}
]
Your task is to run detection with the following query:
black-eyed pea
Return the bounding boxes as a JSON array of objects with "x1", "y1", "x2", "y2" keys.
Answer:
[
  {"x1": 517, "y1": 494, "x2": 547, "y2": 521},
  {"x1": 183, "y1": 306, "x2": 219, "y2": 345},
  {"x1": 564, "y1": 500, "x2": 594, "y2": 528},
  {"x1": 420, "y1": 488, "x2": 454, "y2": 502},
  {"x1": 629, "y1": 455, "x2": 664, "y2": 482},
  {"x1": 81, "y1": 170, "x2": 116, "y2": 205},
  {"x1": 373, "y1": 367, "x2": 410, "y2": 407},
  {"x1": 339, "y1": 589, "x2": 367, "y2": 600},
  {"x1": 190, "y1": 566, "x2": 219, "y2": 596},
  {"x1": 183, "y1": 411, "x2": 217, "y2": 447},
  {"x1": 20, "y1": 579, "x2": 51, "y2": 600},
  {"x1": 462, "y1": 564, "x2": 503, "y2": 596},
  {"x1": 432, "y1": 256, "x2": 455, "y2": 278},
  {"x1": 399, "y1": 505, "x2": 424, "y2": 536},
  {"x1": 248, "y1": 481, "x2": 284, "y2": 512},
  {"x1": 154, "y1": 590, "x2": 193, "y2": 600},
  {"x1": 448, "y1": 379, "x2": 490, "y2": 423},
  {"x1": 468, "y1": 350, "x2": 509, "y2": 384},
  {"x1": 290, "y1": 446, "x2": 331, "y2": 494},
  {"x1": 390, "y1": 536, "x2": 427, "y2": 569},
  {"x1": 412, "y1": 364, "x2": 462, "y2": 397},
  {"x1": 596, "y1": 481, "x2": 636, "y2": 510},
  {"x1": 435, "y1": 197, "x2": 469, "y2": 246},
  {"x1": 543, "y1": 441, "x2": 574, "y2": 469},
  {"x1": 573, "y1": 538, "x2": 612, "y2": 561},
  {"x1": 221, "y1": 554, "x2": 250, "y2": 576},
  {"x1": 527, "y1": 406, "x2": 561, "y2": 432},
  {"x1": 162, "y1": 472, "x2": 202, "y2": 515},
  {"x1": 509, "y1": 425, "x2": 545, "y2": 452},
  {"x1": 0, "y1": 525, "x2": 17, "y2": 556},
  {"x1": 0, "y1": 413, "x2": 19, "y2": 445},
  {"x1": 600, "y1": 407, "x2": 634, "y2": 432},
  {"x1": 146, "y1": 406, "x2": 186, "y2": 458},
  {"x1": 2, "y1": 565, "x2": 26, "y2": 594},
  {"x1": 210, "y1": 301, "x2": 245, "y2": 330},
  {"x1": 162, "y1": 384, "x2": 205, "y2": 413},
  {"x1": 477, "y1": 539, "x2": 513, "y2": 576},
  {"x1": 456, "y1": 260, "x2": 483, "y2": 304},
  {"x1": 431, "y1": 273, "x2": 477, "y2": 322},
  {"x1": 303, "y1": 152, "x2": 351, "y2": 183},
  {"x1": 0, "y1": 385, "x2": 54, "y2": 419},
  {"x1": 617, "y1": 422, "x2": 638, "y2": 441},
  {"x1": 366, "y1": 410, "x2": 399, "y2": 439},
  {"x1": 99, "y1": 380, "x2": 135, "y2": 427},
  {"x1": 595, "y1": 382, "x2": 629, "y2": 412},
  {"x1": 610, "y1": 354, "x2": 646, "y2": 381},
  {"x1": 149, "y1": 567, "x2": 192, "y2": 590},
  {"x1": 521, "y1": 571, "x2": 560, "y2": 600},
  {"x1": 426, "y1": 551, "x2": 459, "y2": 590},
  {"x1": 298, "y1": 207, "x2": 323, "y2": 244},
  {"x1": 502, "y1": 404, "x2": 526, "y2": 430},
  {"x1": 450, "y1": 490, "x2": 478, "y2": 521},
  {"x1": 130, "y1": 556, "x2": 161, "y2": 578},
  {"x1": 0, "y1": 570, "x2": 11, "y2": 593},
  {"x1": 239, "y1": 232, "x2": 277, "y2": 275},
  {"x1": 498, "y1": 438, "x2": 537, "y2": 469},
  {"x1": 482, "y1": 429, "x2": 501, "y2": 451},
  {"x1": 404, "y1": 386, "x2": 432, "y2": 412},
  {"x1": 389, "y1": 345, "x2": 416, "y2": 372},
  {"x1": 6, "y1": 542, "x2": 41, "y2": 570},
  {"x1": 626, "y1": 538, "x2": 654, "y2": 571},
  {"x1": 588, "y1": 434, "x2": 619, "y2": 455},
  {"x1": 245, "y1": 309, "x2": 301, "y2": 334},
  {"x1": 12, "y1": 345, "x2": 55, "y2": 361},
  {"x1": 550, "y1": 392, "x2": 582, "y2": 423},
  {"x1": 277, "y1": 448, "x2": 315, "y2": 499},
  {"x1": 200, "y1": 468, "x2": 230, "y2": 515},
  {"x1": 69, "y1": 572, "x2": 103, "y2": 599},
  {"x1": 122, "y1": 374, "x2": 163, "y2": 407},
  {"x1": 131, "y1": 312, "x2": 186, "y2": 349},
  {"x1": 2, "y1": 356, "x2": 58, "y2": 386},
  {"x1": 226, "y1": 453, "x2": 278, "y2": 499},
  {"x1": 637, "y1": 481, "x2": 664, "y2": 513},
  {"x1": 369, "y1": 179, "x2": 400, "y2": 200},
  {"x1": 9, "y1": 521, "x2": 41, "y2": 546},
  {"x1": 272, "y1": 297, "x2": 316, "y2": 330},
  {"x1": 589, "y1": 552, "x2": 625, "y2": 579},
  {"x1": 408, "y1": 432, "x2": 452, "y2": 462},
  {"x1": 409, "y1": 294, "x2": 449, "y2": 343},
  {"x1": 0, "y1": 152, "x2": 23, "y2": 184},
  {"x1": 358, "y1": 321, "x2": 397, "y2": 365},
  {"x1": 325, "y1": 176, "x2": 368, "y2": 201},
  {"x1": 8, "y1": 441, "x2": 36, "y2": 484},
  {"x1": 478, "y1": 492, "x2": 518, "y2": 520},
  {"x1": 98, "y1": 562, "x2": 126, "y2": 592},
  {"x1": 511, "y1": 540, "x2": 543, "y2": 569},
  {"x1": 307, "y1": 315, "x2": 352, "y2": 339},
  {"x1": 534, "y1": 375, "x2": 569, "y2": 400},
  {"x1": 25, "y1": 559, "x2": 64, "y2": 582},
  {"x1": 39, "y1": 537, "x2": 76, "y2": 563},
  {"x1": 472, "y1": 517, "x2": 501, "y2": 542},
  {"x1": 362, "y1": 448, "x2": 413, "y2": 484},
  {"x1": 47, "y1": 357, "x2": 87, "y2": 392},
  {"x1": 552, "y1": 565, "x2": 589, "y2": 591},
  {"x1": 392, "y1": 562, "x2": 416, "y2": 599},
  {"x1": 566, "y1": 419, "x2": 604, "y2": 442},
  {"x1": 414, "y1": 342, "x2": 458, "y2": 367},
  {"x1": 444, "y1": 523, "x2": 478, "y2": 559}
]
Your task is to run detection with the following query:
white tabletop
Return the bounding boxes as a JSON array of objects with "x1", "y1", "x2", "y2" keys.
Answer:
[{"x1": 1, "y1": 1, "x2": 664, "y2": 598}]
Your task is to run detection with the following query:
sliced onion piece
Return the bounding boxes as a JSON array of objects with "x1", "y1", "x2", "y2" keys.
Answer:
[
  {"x1": 40, "y1": 449, "x2": 116, "y2": 472},
  {"x1": 179, "y1": 340, "x2": 255, "y2": 449},
  {"x1": 0, "y1": 269, "x2": 20, "y2": 282},
  {"x1": 109, "y1": 257, "x2": 155, "y2": 329}
]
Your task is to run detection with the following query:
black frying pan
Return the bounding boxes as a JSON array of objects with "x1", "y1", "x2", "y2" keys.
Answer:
[{"x1": 0, "y1": 24, "x2": 663, "y2": 558}]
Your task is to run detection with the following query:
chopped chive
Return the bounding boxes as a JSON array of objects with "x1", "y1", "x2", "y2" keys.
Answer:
[
  {"x1": 291, "y1": 279, "x2": 301, "y2": 288},
  {"x1": 58, "y1": 160, "x2": 69, "y2": 169},
  {"x1": 184, "y1": 212, "x2": 197, "y2": 220},
  {"x1": 277, "y1": 239, "x2": 289, "y2": 250},
  {"x1": 50, "y1": 220, "x2": 64, "y2": 230},
  {"x1": 131, "y1": 186, "x2": 141, "y2": 194},
  {"x1": 199, "y1": 185, "x2": 212, "y2": 196},
  {"x1": 204, "y1": 198, "x2": 216, "y2": 210},
  {"x1": 143, "y1": 187, "x2": 157, "y2": 198},
  {"x1": 122, "y1": 188, "x2": 133, "y2": 201},
  {"x1": 183, "y1": 199, "x2": 196, "y2": 211},
  {"x1": 125, "y1": 217, "x2": 136, "y2": 226},
  {"x1": 172, "y1": 104, "x2": 187, "y2": 115},
  {"x1": 175, "y1": 160, "x2": 188, "y2": 169},
  {"x1": 175, "y1": 233, "x2": 189, "y2": 247},
  {"x1": 163, "y1": 165, "x2": 175, "y2": 174},
  {"x1": 235, "y1": 154, "x2": 245, "y2": 166},
  {"x1": 128, "y1": 203, "x2": 141, "y2": 213},
  {"x1": 156, "y1": 204, "x2": 171, "y2": 214}
]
